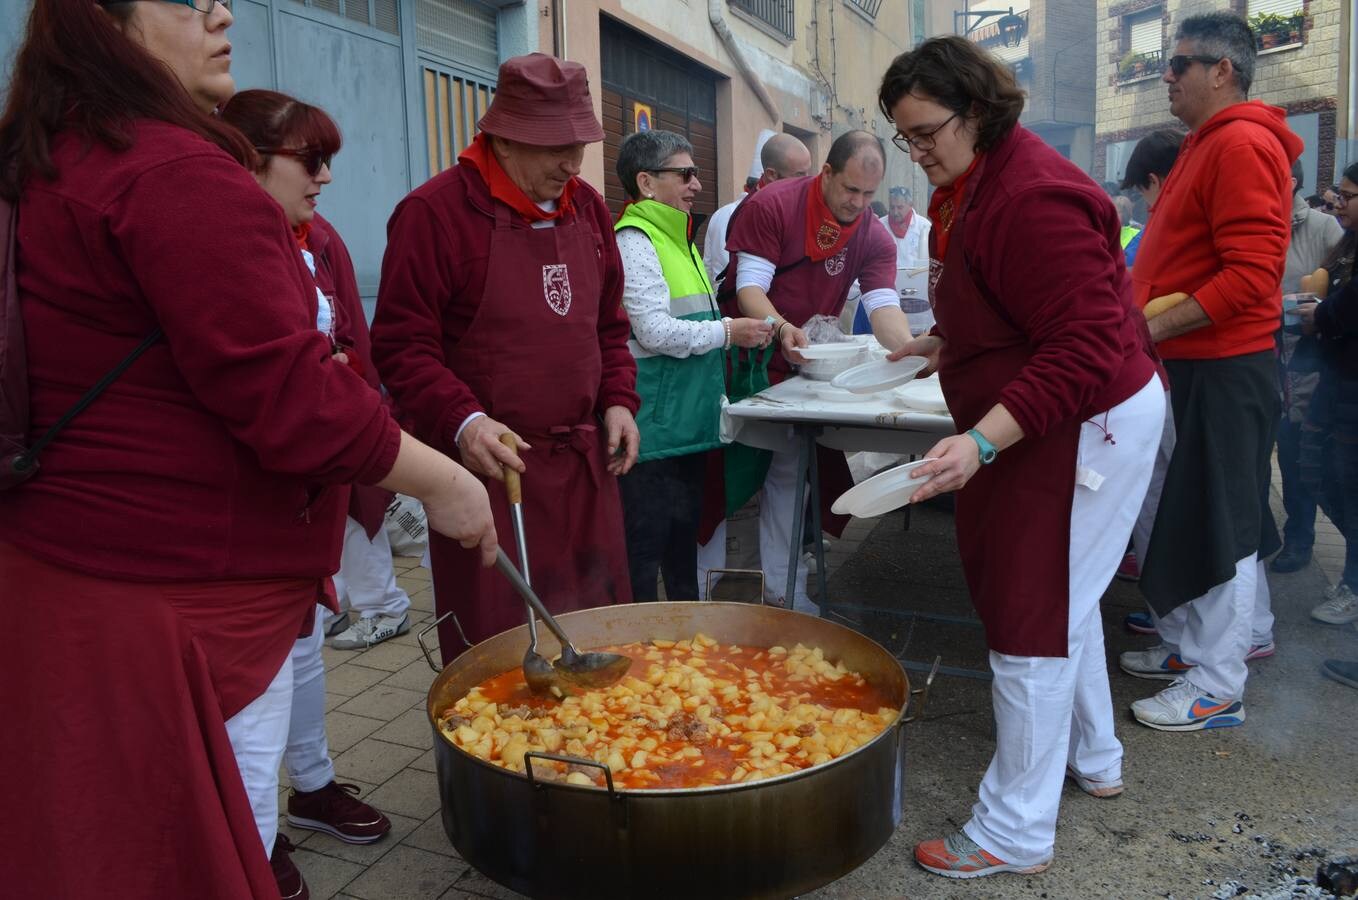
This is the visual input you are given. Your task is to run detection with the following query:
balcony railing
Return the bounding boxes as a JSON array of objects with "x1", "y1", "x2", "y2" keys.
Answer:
[
  {"x1": 1116, "y1": 47, "x2": 1163, "y2": 83},
  {"x1": 846, "y1": 0, "x2": 882, "y2": 19},
  {"x1": 729, "y1": 0, "x2": 795, "y2": 41}
]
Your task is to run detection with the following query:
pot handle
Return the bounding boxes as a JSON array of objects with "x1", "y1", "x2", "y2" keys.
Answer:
[
  {"x1": 524, "y1": 751, "x2": 620, "y2": 799},
  {"x1": 901, "y1": 655, "x2": 941, "y2": 724},
  {"x1": 703, "y1": 568, "x2": 766, "y2": 603},
  {"x1": 417, "y1": 610, "x2": 473, "y2": 673}
]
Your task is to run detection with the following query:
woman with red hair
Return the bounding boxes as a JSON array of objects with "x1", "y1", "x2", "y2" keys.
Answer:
[
  {"x1": 0, "y1": 2, "x2": 496, "y2": 897},
  {"x1": 220, "y1": 89, "x2": 402, "y2": 900}
]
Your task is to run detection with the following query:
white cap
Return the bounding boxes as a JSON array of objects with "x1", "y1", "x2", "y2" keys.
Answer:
[{"x1": 748, "y1": 129, "x2": 778, "y2": 181}]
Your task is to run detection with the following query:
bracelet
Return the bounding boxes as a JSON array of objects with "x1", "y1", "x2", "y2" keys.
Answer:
[
  {"x1": 722, "y1": 317, "x2": 732, "y2": 350},
  {"x1": 775, "y1": 322, "x2": 787, "y2": 343}
]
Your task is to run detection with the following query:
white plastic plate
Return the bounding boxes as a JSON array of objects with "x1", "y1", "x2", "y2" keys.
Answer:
[
  {"x1": 797, "y1": 342, "x2": 864, "y2": 361},
  {"x1": 893, "y1": 376, "x2": 949, "y2": 414},
  {"x1": 830, "y1": 356, "x2": 929, "y2": 393},
  {"x1": 831, "y1": 458, "x2": 938, "y2": 518}
]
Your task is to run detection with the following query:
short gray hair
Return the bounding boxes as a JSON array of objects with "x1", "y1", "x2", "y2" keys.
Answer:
[
  {"x1": 616, "y1": 129, "x2": 694, "y2": 200},
  {"x1": 1176, "y1": 12, "x2": 1256, "y2": 97}
]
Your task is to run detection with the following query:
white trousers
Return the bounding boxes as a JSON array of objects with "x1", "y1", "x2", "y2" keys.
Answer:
[
  {"x1": 760, "y1": 432, "x2": 812, "y2": 611},
  {"x1": 1151, "y1": 554, "x2": 1257, "y2": 700},
  {"x1": 1132, "y1": 395, "x2": 1274, "y2": 649},
  {"x1": 333, "y1": 516, "x2": 410, "y2": 620},
  {"x1": 224, "y1": 650, "x2": 294, "y2": 857},
  {"x1": 964, "y1": 377, "x2": 1163, "y2": 865},
  {"x1": 284, "y1": 605, "x2": 335, "y2": 793}
]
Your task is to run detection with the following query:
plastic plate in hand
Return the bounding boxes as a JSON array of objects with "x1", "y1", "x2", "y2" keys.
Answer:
[
  {"x1": 831, "y1": 458, "x2": 938, "y2": 518},
  {"x1": 797, "y1": 342, "x2": 864, "y2": 361}
]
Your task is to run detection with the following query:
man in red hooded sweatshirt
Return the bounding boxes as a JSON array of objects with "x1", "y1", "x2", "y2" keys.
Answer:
[{"x1": 1118, "y1": 12, "x2": 1302, "y2": 731}]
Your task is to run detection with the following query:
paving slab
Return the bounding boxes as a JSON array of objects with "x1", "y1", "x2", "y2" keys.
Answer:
[
  {"x1": 325, "y1": 663, "x2": 394, "y2": 698},
  {"x1": 336, "y1": 684, "x2": 426, "y2": 720},
  {"x1": 332, "y1": 738, "x2": 425, "y2": 786},
  {"x1": 401, "y1": 813, "x2": 461, "y2": 858},
  {"x1": 363, "y1": 768, "x2": 443, "y2": 820},
  {"x1": 344, "y1": 845, "x2": 467, "y2": 900},
  {"x1": 300, "y1": 812, "x2": 422, "y2": 867}
]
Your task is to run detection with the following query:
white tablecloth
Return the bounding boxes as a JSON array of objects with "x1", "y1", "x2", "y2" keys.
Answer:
[{"x1": 723, "y1": 375, "x2": 956, "y2": 457}]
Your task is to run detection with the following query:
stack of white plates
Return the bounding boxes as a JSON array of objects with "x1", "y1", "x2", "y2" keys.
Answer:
[
  {"x1": 893, "y1": 376, "x2": 948, "y2": 414},
  {"x1": 797, "y1": 342, "x2": 866, "y2": 381}
]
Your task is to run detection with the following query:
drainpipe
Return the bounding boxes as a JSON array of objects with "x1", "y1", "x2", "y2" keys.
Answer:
[
  {"x1": 708, "y1": 0, "x2": 782, "y2": 125},
  {"x1": 1348, "y1": 4, "x2": 1357, "y2": 171}
]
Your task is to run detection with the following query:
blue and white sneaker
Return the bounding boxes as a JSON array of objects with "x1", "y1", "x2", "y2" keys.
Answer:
[
  {"x1": 1130, "y1": 678, "x2": 1245, "y2": 731},
  {"x1": 1119, "y1": 645, "x2": 1195, "y2": 680},
  {"x1": 1123, "y1": 610, "x2": 1158, "y2": 635}
]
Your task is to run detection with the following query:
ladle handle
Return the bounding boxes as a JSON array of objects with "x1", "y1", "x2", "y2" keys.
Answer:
[
  {"x1": 499, "y1": 433, "x2": 522, "y2": 504},
  {"x1": 495, "y1": 548, "x2": 576, "y2": 652}
]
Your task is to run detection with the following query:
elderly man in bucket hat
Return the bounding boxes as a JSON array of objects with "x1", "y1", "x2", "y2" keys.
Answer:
[{"x1": 372, "y1": 53, "x2": 639, "y2": 661}]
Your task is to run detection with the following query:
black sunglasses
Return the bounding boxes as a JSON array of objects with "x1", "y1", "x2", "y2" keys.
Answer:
[
  {"x1": 256, "y1": 147, "x2": 332, "y2": 177},
  {"x1": 1167, "y1": 54, "x2": 1223, "y2": 77},
  {"x1": 648, "y1": 166, "x2": 700, "y2": 183}
]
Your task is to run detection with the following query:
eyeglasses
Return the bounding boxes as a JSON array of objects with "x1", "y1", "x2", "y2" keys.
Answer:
[
  {"x1": 648, "y1": 166, "x2": 700, "y2": 183},
  {"x1": 1166, "y1": 54, "x2": 1222, "y2": 77},
  {"x1": 891, "y1": 113, "x2": 958, "y2": 153},
  {"x1": 1338, "y1": 189, "x2": 1358, "y2": 205},
  {"x1": 101, "y1": 0, "x2": 232, "y2": 13},
  {"x1": 256, "y1": 147, "x2": 332, "y2": 177}
]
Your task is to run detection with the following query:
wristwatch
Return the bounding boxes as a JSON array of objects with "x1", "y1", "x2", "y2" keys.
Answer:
[{"x1": 966, "y1": 428, "x2": 998, "y2": 465}]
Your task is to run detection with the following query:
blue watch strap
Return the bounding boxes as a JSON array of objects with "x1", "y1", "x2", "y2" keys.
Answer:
[{"x1": 967, "y1": 428, "x2": 998, "y2": 464}]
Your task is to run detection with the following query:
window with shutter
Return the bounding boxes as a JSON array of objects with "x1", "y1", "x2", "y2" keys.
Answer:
[
  {"x1": 1247, "y1": 0, "x2": 1303, "y2": 15},
  {"x1": 1128, "y1": 9, "x2": 1161, "y2": 55},
  {"x1": 285, "y1": 0, "x2": 398, "y2": 35},
  {"x1": 417, "y1": 0, "x2": 499, "y2": 74}
]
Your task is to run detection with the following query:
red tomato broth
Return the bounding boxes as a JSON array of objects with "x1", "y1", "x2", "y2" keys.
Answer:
[{"x1": 444, "y1": 639, "x2": 898, "y2": 790}]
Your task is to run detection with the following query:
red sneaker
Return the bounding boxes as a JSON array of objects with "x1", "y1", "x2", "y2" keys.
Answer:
[
  {"x1": 270, "y1": 834, "x2": 310, "y2": 900},
  {"x1": 286, "y1": 782, "x2": 391, "y2": 844},
  {"x1": 915, "y1": 832, "x2": 1051, "y2": 879},
  {"x1": 1115, "y1": 551, "x2": 1140, "y2": 582}
]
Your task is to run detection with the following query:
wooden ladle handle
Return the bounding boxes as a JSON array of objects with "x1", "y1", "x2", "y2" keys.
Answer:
[{"x1": 500, "y1": 432, "x2": 522, "y2": 504}]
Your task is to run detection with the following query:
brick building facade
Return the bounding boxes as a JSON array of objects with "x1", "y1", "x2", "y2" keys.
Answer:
[{"x1": 1093, "y1": 0, "x2": 1351, "y2": 194}]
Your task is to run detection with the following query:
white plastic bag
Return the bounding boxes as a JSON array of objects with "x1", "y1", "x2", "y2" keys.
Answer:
[{"x1": 383, "y1": 493, "x2": 429, "y2": 556}]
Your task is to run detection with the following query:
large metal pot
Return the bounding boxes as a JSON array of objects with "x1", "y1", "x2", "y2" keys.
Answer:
[{"x1": 425, "y1": 601, "x2": 910, "y2": 900}]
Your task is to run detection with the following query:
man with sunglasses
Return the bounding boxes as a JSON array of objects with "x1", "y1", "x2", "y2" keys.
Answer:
[{"x1": 1118, "y1": 12, "x2": 1302, "y2": 732}]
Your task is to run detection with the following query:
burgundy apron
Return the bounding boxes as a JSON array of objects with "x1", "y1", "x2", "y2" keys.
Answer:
[
  {"x1": 931, "y1": 190, "x2": 1080, "y2": 658},
  {"x1": 430, "y1": 201, "x2": 631, "y2": 662}
]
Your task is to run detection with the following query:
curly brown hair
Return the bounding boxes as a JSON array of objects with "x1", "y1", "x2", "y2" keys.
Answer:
[{"x1": 877, "y1": 35, "x2": 1025, "y2": 154}]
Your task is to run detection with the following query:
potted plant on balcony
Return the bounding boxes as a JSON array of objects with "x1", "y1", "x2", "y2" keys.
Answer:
[
  {"x1": 1287, "y1": 12, "x2": 1305, "y2": 45},
  {"x1": 1249, "y1": 12, "x2": 1288, "y2": 49},
  {"x1": 1119, "y1": 50, "x2": 1147, "y2": 81}
]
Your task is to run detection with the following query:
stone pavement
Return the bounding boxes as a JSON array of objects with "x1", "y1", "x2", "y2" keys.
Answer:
[{"x1": 287, "y1": 470, "x2": 1357, "y2": 900}]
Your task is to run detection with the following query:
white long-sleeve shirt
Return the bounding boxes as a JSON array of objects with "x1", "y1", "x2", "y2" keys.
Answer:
[{"x1": 617, "y1": 227, "x2": 724, "y2": 358}]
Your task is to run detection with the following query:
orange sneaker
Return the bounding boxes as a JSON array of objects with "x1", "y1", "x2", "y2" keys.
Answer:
[{"x1": 914, "y1": 832, "x2": 1052, "y2": 879}]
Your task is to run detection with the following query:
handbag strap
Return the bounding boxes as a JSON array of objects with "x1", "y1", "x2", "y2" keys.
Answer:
[{"x1": 14, "y1": 327, "x2": 163, "y2": 471}]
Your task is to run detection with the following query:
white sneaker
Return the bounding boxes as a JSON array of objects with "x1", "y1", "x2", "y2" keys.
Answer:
[
  {"x1": 1312, "y1": 584, "x2": 1358, "y2": 625},
  {"x1": 1130, "y1": 678, "x2": 1245, "y2": 732},
  {"x1": 1118, "y1": 644, "x2": 1195, "y2": 680},
  {"x1": 328, "y1": 613, "x2": 411, "y2": 650}
]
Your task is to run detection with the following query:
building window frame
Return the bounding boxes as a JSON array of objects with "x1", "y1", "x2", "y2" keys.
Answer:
[
  {"x1": 1245, "y1": 0, "x2": 1307, "y2": 52},
  {"x1": 728, "y1": 0, "x2": 795, "y2": 44},
  {"x1": 1111, "y1": 2, "x2": 1163, "y2": 87},
  {"x1": 282, "y1": 0, "x2": 401, "y2": 40},
  {"x1": 843, "y1": 0, "x2": 881, "y2": 23}
]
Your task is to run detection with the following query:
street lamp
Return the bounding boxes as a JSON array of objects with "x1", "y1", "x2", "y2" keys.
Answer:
[{"x1": 954, "y1": 6, "x2": 1027, "y2": 48}]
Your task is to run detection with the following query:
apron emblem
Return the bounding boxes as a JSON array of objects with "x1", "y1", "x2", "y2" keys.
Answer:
[
  {"x1": 927, "y1": 258, "x2": 943, "y2": 308},
  {"x1": 815, "y1": 222, "x2": 841, "y2": 252},
  {"x1": 823, "y1": 249, "x2": 847, "y2": 277},
  {"x1": 542, "y1": 264, "x2": 572, "y2": 316}
]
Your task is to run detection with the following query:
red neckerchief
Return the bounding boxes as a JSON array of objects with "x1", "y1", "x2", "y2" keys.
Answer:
[
  {"x1": 803, "y1": 174, "x2": 863, "y2": 261},
  {"x1": 458, "y1": 132, "x2": 577, "y2": 223},
  {"x1": 293, "y1": 222, "x2": 311, "y2": 251},
  {"x1": 928, "y1": 153, "x2": 983, "y2": 261},
  {"x1": 889, "y1": 207, "x2": 914, "y2": 240}
]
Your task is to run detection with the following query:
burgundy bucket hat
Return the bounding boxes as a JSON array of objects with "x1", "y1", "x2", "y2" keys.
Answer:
[{"x1": 478, "y1": 53, "x2": 605, "y2": 146}]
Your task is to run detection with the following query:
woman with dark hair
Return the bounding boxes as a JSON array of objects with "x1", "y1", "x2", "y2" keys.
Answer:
[
  {"x1": 0, "y1": 2, "x2": 495, "y2": 896},
  {"x1": 1298, "y1": 162, "x2": 1358, "y2": 637},
  {"x1": 613, "y1": 129, "x2": 771, "y2": 601},
  {"x1": 877, "y1": 36, "x2": 1162, "y2": 878},
  {"x1": 220, "y1": 89, "x2": 400, "y2": 899}
]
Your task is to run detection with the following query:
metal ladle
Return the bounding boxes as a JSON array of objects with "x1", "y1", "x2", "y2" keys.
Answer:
[
  {"x1": 494, "y1": 548, "x2": 633, "y2": 691},
  {"x1": 498, "y1": 434, "x2": 556, "y2": 693}
]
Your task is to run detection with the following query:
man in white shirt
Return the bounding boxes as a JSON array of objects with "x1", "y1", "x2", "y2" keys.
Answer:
[
  {"x1": 881, "y1": 186, "x2": 930, "y2": 269},
  {"x1": 703, "y1": 132, "x2": 813, "y2": 286}
]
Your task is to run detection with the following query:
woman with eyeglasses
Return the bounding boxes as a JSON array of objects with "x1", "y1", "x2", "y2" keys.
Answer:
[
  {"x1": 612, "y1": 129, "x2": 772, "y2": 601},
  {"x1": 0, "y1": 1, "x2": 496, "y2": 896},
  {"x1": 877, "y1": 36, "x2": 1162, "y2": 879},
  {"x1": 1297, "y1": 164, "x2": 1358, "y2": 635},
  {"x1": 220, "y1": 89, "x2": 406, "y2": 899}
]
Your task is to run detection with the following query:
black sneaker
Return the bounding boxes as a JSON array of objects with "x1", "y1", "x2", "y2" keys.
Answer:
[
  {"x1": 270, "y1": 834, "x2": 310, "y2": 900},
  {"x1": 1321, "y1": 659, "x2": 1358, "y2": 689},
  {"x1": 1270, "y1": 544, "x2": 1312, "y2": 573}
]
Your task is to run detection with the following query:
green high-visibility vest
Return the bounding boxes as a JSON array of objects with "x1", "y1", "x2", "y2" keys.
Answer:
[
  {"x1": 1120, "y1": 224, "x2": 1141, "y2": 248},
  {"x1": 615, "y1": 200, "x2": 726, "y2": 463}
]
